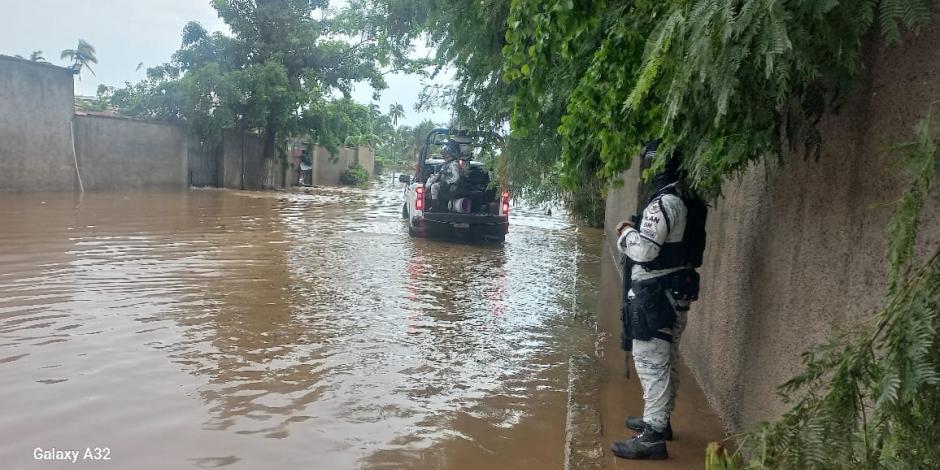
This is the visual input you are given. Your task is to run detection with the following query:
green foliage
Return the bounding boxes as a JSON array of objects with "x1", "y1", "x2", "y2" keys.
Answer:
[
  {"x1": 75, "y1": 85, "x2": 116, "y2": 113},
  {"x1": 375, "y1": 119, "x2": 441, "y2": 165},
  {"x1": 736, "y1": 115, "x2": 940, "y2": 469},
  {"x1": 29, "y1": 50, "x2": 46, "y2": 63},
  {"x1": 502, "y1": 0, "x2": 933, "y2": 198},
  {"x1": 307, "y1": 98, "x2": 382, "y2": 155},
  {"x1": 60, "y1": 39, "x2": 97, "y2": 78},
  {"x1": 354, "y1": 0, "x2": 606, "y2": 220},
  {"x1": 340, "y1": 164, "x2": 371, "y2": 187},
  {"x1": 707, "y1": 442, "x2": 743, "y2": 470}
]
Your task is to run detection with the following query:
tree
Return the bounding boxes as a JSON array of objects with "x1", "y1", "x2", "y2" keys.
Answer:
[
  {"x1": 499, "y1": 0, "x2": 936, "y2": 198},
  {"x1": 29, "y1": 50, "x2": 46, "y2": 63},
  {"x1": 388, "y1": 102, "x2": 405, "y2": 127},
  {"x1": 346, "y1": 0, "x2": 603, "y2": 221},
  {"x1": 60, "y1": 39, "x2": 97, "y2": 78},
  {"x1": 110, "y1": 0, "x2": 410, "y2": 187},
  {"x1": 384, "y1": 119, "x2": 439, "y2": 164}
]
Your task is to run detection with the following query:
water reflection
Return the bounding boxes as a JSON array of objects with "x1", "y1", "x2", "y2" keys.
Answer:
[{"x1": 0, "y1": 181, "x2": 601, "y2": 470}]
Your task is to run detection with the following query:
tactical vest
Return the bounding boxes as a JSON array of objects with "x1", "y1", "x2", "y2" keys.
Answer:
[{"x1": 638, "y1": 186, "x2": 708, "y2": 271}]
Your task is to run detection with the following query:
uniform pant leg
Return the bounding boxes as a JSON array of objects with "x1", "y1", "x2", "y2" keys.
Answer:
[
  {"x1": 666, "y1": 309, "x2": 688, "y2": 418},
  {"x1": 632, "y1": 337, "x2": 672, "y2": 432}
]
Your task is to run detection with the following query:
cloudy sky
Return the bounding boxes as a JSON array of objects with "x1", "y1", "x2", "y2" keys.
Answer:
[{"x1": 0, "y1": 0, "x2": 453, "y2": 126}]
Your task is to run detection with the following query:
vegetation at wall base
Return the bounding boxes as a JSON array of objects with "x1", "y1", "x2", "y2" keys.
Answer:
[
  {"x1": 340, "y1": 164, "x2": 371, "y2": 187},
  {"x1": 706, "y1": 442, "x2": 744, "y2": 470}
]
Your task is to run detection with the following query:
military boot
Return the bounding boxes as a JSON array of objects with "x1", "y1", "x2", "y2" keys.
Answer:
[
  {"x1": 611, "y1": 427, "x2": 668, "y2": 460},
  {"x1": 625, "y1": 416, "x2": 673, "y2": 440}
]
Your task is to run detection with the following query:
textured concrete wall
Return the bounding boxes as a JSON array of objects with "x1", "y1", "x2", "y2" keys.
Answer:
[
  {"x1": 356, "y1": 145, "x2": 375, "y2": 177},
  {"x1": 313, "y1": 146, "x2": 349, "y2": 186},
  {"x1": 312, "y1": 145, "x2": 375, "y2": 186},
  {"x1": 72, "y1": 115, "x2": 187, "y2": 191},
  {"x1": 0, "y1": 56, "x2": 75, "y2": 192},
  {"x1": 604, "y1": 14, "x2": 940, "y2": 432}
]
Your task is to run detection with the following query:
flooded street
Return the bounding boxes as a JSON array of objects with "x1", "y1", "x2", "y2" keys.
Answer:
[{"x1": 0, "y1": 180, "x2": 603, "y2": 470}]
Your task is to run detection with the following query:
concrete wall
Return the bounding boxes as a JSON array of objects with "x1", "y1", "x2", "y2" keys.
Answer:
[
  {"x1": 356, "y1": 146, "x2": 375, "y2": 178},
  {"x1": 0, "y1": 56, "x2": 75, "y2": 192},
  {"x1": 312, "y1": 145, "x2": 375, "y2": 186},
  {"x1": 0, "y1": 56, "x2": 289, "y2": 192},
  {"x1": 72, "y1": 115, "x2": 187, "y2": 191},
  {"x1": 604, "y1": 13, "x2": 940, "y2": 433}
]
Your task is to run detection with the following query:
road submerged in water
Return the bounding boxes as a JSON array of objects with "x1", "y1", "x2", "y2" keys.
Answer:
[{"x1": 0, "y1": 179, "x2": 605, "y2": 470}]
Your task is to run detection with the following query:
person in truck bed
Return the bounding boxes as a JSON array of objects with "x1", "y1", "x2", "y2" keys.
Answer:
[{"x1": 429, "y1": 141, "x2": 462, "y2": 211}]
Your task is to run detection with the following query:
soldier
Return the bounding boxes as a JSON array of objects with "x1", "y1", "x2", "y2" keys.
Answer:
[
  {"x1": 430, "y1": 141, "x2": 462, "y2": 210},
  {"x1": 612, "y1": 141, "x2": 706, "y2": 460}
]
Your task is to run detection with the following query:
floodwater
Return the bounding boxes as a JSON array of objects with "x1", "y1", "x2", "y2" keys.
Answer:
[{"x1": 0, "y1": 179, "x2": 603, "y2": 470}]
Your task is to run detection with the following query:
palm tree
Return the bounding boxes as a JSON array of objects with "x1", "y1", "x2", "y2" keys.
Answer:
[
  {"x1": 367, "y1": 103, "x2": 381, "y2": 122},
  {"x1": 388, "y1": 103, "x2": 405, "y2": 127},
  {"x1": 29, "y1": 50, "x2": 46, "y2": 62},
  {"x1": 61, "y1": 39, "x2": 98, "y2": 79}
]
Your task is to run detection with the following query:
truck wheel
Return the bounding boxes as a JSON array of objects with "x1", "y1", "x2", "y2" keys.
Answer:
[
  {"x1": 402, "y1": 203, "x2": 408, "y2": 219},
  {"x1": 408, "y1": 224, "x2": 417, "y2": 237}
]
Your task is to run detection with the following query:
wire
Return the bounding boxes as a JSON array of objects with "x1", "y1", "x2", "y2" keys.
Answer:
[{"x1": 70, "y1": 118, "x2": 85, "y2": 192}]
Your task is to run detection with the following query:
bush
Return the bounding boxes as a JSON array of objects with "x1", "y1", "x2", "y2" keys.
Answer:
[{"x1": 339, "y1": 164, "x2": 370, "y2": 187}]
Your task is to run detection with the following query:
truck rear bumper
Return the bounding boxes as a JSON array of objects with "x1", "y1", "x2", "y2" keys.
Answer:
[{"x1": 411, "y1": 214, "x2": 508, "y2": 241}]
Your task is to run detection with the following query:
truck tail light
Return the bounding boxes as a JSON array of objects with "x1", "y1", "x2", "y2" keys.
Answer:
[
  {"x1": 501, "y1": 191, "x2": 510, "y2": 216},
  {"x1": 416, "y1": 186, "x2": 425, "y2": 211}
]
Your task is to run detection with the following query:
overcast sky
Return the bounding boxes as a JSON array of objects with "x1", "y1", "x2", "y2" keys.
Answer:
[{"x1": 0, "y1": 0, "x2": 453, "y2": 126}]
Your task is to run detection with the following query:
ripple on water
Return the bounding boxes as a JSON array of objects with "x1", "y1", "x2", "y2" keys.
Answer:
[{"x1": 0, "y1": 181, "x2": 602, "y2": 470}]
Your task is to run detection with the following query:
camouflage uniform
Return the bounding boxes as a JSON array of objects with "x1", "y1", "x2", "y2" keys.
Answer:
[
  {"x1": 618, "y1": 182, "x2": 689, "y2": 433},
  {"x1": 627, "y1": 289, "x2": 689, "y2": 431}
]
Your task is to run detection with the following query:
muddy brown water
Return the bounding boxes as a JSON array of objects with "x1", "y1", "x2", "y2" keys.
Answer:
[{"x1": 0, "y1": 180, "x2": 604, "y2": 470}]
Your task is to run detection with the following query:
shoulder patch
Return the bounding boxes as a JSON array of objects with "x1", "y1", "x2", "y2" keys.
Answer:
[{"x1": 649, "y1": 201, "x2": 661, "y2": 214}]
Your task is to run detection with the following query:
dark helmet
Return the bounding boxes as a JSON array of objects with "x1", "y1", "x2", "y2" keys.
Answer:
[
  {"x1": 442, "y1": 141, "x2": 461, "y2": 159},
  {"x1": 639, "y1": 139, "x2": 661, "y2": 166},
  {"x1": 640, "y1": 139, "x2": 681, "y2": 182},
  {"x1": 640, "y1": 139, "x2": 682, "y2": 190}
]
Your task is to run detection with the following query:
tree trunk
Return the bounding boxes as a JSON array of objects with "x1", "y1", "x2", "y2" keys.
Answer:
[{"x1": 262, "y1": 128, "x2": 277, "y2": 189}]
